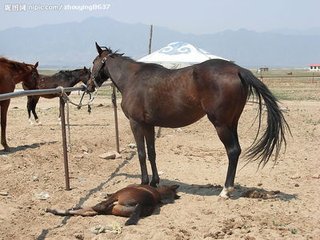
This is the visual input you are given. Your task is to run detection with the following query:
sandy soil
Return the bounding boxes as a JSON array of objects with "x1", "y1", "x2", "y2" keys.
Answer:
[{"x1": 0, "y1": 90, "x2": 319, "y2": 240}]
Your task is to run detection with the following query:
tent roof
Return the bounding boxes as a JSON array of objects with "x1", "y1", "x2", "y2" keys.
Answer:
[{"x1": 138, "y1": 42, "x2": 228, "y2": 66}]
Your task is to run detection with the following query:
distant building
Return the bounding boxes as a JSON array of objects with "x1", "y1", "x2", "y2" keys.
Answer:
[
  {"x1": 258, "y1": 67, "x2": 269, "y2": 72},
  {"x1": 309, "y1": 64, "x2": 320, "y2": 72}
]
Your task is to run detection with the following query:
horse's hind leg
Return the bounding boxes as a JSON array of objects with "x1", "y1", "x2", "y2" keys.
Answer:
[
  {"x1": 209, "y1": 116, "x2": 241, "y2": 198},
  {"x1": 145, "y1": 125, "x2": 159, "y2": 187},
  {"x1": 1, "y1": 100, "x2": 10, "y2": 151},
  {"x1": 220, "y1": 126, "x2": 241, "y2": 198},
  {"x1": 125, "y1": 204, "x2": 143, "y2": 225},
  {"x1": 46, "y1": 207, "x2": 98, "y2": 216}
]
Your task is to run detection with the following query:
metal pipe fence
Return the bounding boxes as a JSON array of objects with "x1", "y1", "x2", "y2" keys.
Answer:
[{"x1": 0, "y1": 84, "x2": 120, "y2": 190}]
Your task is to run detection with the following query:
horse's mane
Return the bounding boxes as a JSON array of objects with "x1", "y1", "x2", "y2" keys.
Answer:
[
  {"x1": 101, "y1": 46, "x2": 136, "y2": 63},
  {"x1": 53, "y1": 70, "x2": 73, "y2": 78},
  {"x1": 0, "y1": 57, "x2": 30, "y2": 71},
  {"x1": 50, "y1": 68, "x2": 89, "y2": 79}
]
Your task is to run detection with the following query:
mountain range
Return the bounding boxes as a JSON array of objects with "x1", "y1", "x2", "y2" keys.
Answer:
[{"x1": 0, "y1": 16, "x2": 319, "y2": 68}]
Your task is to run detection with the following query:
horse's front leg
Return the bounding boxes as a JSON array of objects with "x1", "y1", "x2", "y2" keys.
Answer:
[
  {"x1": 27, "y1": 96, "x2": 40, "y2": 124},
  {"x1": 1, "y1": 100, "x2": 11, "y2": 151},
  {"x1": 129, "y1": 119, "x2": 149, "y2": 184},
  {"x1": 31, "y1": 96, "x2": 40, "y2": 123},
  {"x1": 145, "y1": 125, "x2": 159, "y2": 187}
]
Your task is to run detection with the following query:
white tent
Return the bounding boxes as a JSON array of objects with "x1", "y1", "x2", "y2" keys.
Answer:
[{"x1": 138, "y1": 41, "x2": 228, "y2": 68}]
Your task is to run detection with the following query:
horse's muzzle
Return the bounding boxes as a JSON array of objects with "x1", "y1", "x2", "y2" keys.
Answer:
[{"x1": 86, "y1": 81, "x2": 96, "y2": 93}]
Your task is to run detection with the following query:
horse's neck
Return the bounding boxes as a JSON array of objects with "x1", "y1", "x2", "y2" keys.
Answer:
[
  {"x1": 68, "y1": 73, "x2": 81, "y2": 86},
  {"x1": 13, "y1": 71, "x2": 28, "y2": 84},
  {"x1": 60, "y1": 72, "x2": 80, "y2": 87},
  {"x1": 0, "y1": 61, "x2": 28, "y2": 85},
  {"x1": 108, "y1": 58, "x2": 139, "y2": 93}
]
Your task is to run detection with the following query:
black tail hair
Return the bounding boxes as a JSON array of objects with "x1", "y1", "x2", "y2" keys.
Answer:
[{"x1": 239, "y1": 68, "x2": 290, "y2": 167}]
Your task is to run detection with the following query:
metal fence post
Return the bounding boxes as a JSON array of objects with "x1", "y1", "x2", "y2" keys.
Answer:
[{"x1": 59, "y1": 97, "x2": 70, "y2": 190}]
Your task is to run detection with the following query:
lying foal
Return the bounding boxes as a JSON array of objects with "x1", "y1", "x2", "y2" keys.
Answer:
[{"x1": 46, "y1": 184, "x2": 179, "y2": 225}]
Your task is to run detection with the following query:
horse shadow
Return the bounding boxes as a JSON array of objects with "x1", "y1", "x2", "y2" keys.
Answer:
[
  {"x1": 113, "y1": 173, "x2": 297, "y2": 201},
  {"x1": 0, "y1": 141, "x2": 57, "y2": 155}
]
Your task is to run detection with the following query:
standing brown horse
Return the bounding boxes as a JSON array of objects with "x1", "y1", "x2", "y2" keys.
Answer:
[
  {"x1": 0, "y1": 57, "x2": 39, "y2": 151},
  {"x1": 22, "y1": 67, "x2": 91, "y2": 123},
  {"x1": 87, "y1": 42, "x2": 289, "y2": 198}
]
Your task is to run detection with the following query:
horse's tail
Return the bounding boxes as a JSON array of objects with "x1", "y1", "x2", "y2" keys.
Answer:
[{"x1": 238, "y1": 68, "x2": 290, "y2": 167}]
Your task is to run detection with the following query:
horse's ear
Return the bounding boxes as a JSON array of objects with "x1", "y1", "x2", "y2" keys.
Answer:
[
  {"x1": 84, "y1": 66, "x2": 87, "y2": 70},
  {"x1": 95, "y1": 42, "x2": 103, "y2": 56},
  {"x1": 34, "y1": 62, "x2": 39, "y2": 69}
]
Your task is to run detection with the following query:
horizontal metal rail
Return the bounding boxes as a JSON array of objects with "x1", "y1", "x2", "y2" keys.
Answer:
[
  {"x1": 0, "y1": 86, "x2": 85, "y2": 101},
  {"x1": 0, "y1": 83, "x2": 120, "y2": 191}
]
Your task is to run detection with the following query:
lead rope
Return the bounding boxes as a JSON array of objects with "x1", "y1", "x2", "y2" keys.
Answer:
[
  {"x1": 64, "y1": 83, "x2": 100, "y2": 114},
  {"x1": 57, "y1": 85, "x2": 100, "y2": 151},
  {"x1": 65, "y1": 84, "x2": 96, "y2": 113}
]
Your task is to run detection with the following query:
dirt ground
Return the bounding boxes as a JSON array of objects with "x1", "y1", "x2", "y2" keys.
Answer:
[{"x1": 0, "y1": 88, "x2": 319, "y2": 240}]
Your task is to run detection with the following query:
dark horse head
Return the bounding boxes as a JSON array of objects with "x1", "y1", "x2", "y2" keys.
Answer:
[
  {"x1": 87, "y1": 42, "x2": 117, "y2": 92},
  {"x1": 20, "y1": 61, "x2": 40, "y2": 90},
  {"x1": 80, "y1": 66, "x2": 91, "y2": 84}
]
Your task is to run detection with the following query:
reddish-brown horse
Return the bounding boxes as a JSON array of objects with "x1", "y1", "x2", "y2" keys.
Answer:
[
  {"x1": 87, "y1": 43, "x2": 290, "y2": 198},
  {"x1": 22, "y1": 67, "x2": 91, "y2": 123},
  {"x1": 0, "y1": 57, "x2": 39, "y2": 151}
]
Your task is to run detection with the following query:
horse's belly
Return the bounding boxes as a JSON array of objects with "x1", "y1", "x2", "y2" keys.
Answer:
[
  {"x1": 149, "y1": 108, "x2": 206, "y2": 128},
  {"x1": 122, "y1": 94, "x2": 205, "y2": 128}
]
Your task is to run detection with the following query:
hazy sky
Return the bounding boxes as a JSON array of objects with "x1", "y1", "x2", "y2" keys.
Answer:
[{"x1": 1, "y1": 0, "x2": 319, "y2": 34}]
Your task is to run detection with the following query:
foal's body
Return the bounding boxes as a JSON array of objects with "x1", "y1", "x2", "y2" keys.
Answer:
[
  {"x1": 46, "y1": 184, "x2": 179, "y2": 225},
  {"x1": 23, "y1": 67, "x2": 90, "y2": 123},
  {"x1": 87, "y1": 43, "x2": 289, "y2": 198}
]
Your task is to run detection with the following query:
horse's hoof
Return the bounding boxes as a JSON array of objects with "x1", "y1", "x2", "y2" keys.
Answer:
[
  {"x1": 125, "y1": 218, "x2": 138, "y2": 226},
  {"x1": 149, "y1": 181, "x2": 158, "y2": 188},
  {"x1": 35, "y1": 120, "x2": 42, "y2": 125},
  {"x1": 3, "y1": 146, "x2": 11, "y2": 152},
  {"x1": 218, "y1": 195, "x2": 230, "y2": 201},
  {"x1": 218, "y1": 187, "x2": 234, "y2": 199}
]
